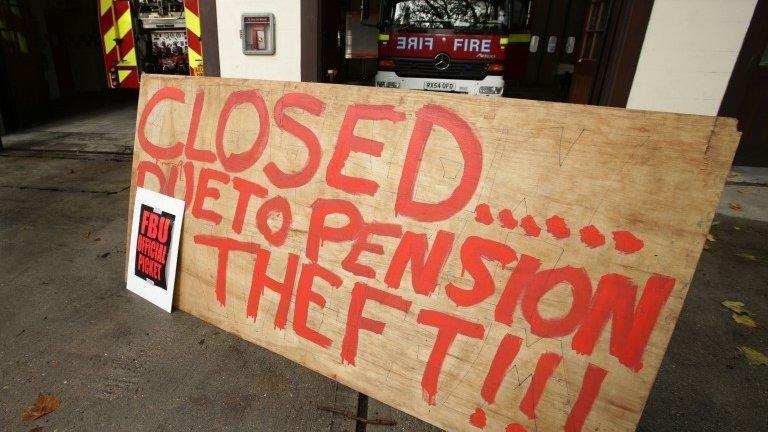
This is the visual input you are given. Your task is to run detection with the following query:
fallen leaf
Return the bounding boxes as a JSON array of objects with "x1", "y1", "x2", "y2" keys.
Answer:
[
  {"x1": 729, "y1": 202, "x2": 742, "y2": 211},
  {"x1": 703, "y1": 243, "x2": 711, "y2": 250},
  {"x1": 738, "y1": 346, "x2": 768, "y2": 366},
  {"x1": 81, "y1": 231, "x2": 91, "y2": 239},
  {"x1": 100, "y1": 252, "x2": 110, "y2": 259},
  {"x1": 732, "y1": 313, "x2": 758, "y2": 328},
  {"x1": 736, "y1": 253, "x2": 757, "y2": 261},
  {"x1": 706, "y1": 233, "x2": 717, "y2": 242},
  {"x1": 93, "y1": 238, "x2": 101, "y2": 242},
  {"x1": 21, "y1": 393, "x2": 61, "y2": 421},
  {"x1": 722, "y1": 300, "x2": 750, "y2": 315},
  {"x1": 29, "y1": 426, "x2": 44, "y2": 432}
]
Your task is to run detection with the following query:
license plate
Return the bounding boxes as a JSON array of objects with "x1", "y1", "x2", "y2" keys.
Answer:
[{"x1": 424, "y1": 81, "x2": 455, "y2": 91}]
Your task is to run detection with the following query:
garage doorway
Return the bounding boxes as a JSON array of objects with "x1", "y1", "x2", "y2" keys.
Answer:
[
  {"x1": 303, "y1": 0, "x2": 652, "y2": 107},
  {"x1": 504, "y1": 0, "x2": 643, "y2": 104},
  {"x1": 720, "y1": 0, "x2": 768, "y2": 167}
]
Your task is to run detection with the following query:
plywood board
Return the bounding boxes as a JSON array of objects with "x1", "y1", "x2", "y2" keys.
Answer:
[{"x1": 128, "y1": 75, "x2": 738, "y2": 432}]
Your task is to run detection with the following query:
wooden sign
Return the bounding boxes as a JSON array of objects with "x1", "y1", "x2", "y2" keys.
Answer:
[{"x1": 128, "y1": 75, "x2": 738, "y2": 431}]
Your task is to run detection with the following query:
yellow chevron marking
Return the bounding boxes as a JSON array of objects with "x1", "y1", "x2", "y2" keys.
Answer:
[
  {"x1": 116, "y1": 8, "x2": 132, "y2": 38},
  {"x1": 121, "y1": 47, "x2": 137, "y2": 66},
  {"x1": 18, "y1": 33, "x2": 28, "y2": 53},
  {"x1": 188, "y1": 46, "x2": 203, "y2": 66},
  {"x1": 102, "y1": 9, "x2": 132, "y2": 55},
  {"x1": 509, "y1": 33, "x2": 531, "y2": 43},
  {"x1": 118, "y1": 69, "x2": 132, "y2": 82},
  {"x1": 100, "y1": 0, "x2": 112, "y2": 16},
  {"x1": 185, "y1": 7, "x2": 200, "y2": 37},
  {"x1": 103, "y1": 26, "x2": 116, "y2": 54}
]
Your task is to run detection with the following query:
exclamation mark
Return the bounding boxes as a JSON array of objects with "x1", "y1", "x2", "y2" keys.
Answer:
[
  {"x1": 481, "y1": 334, "x2": 523, "y2": 403},
  {"x1": 470, "y1": 334, "x2": 523, "y2": 429},
  {"x1": 564, "y1": 363, "x2": 608, "y2": 432},
  {"x1": 519, "y1": 352, "x2": 562, "y2": 419}
]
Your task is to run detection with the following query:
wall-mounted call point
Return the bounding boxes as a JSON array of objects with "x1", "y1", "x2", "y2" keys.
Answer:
[{"x1": 242, "y1": 13, "x2": 275, "y2": 55}]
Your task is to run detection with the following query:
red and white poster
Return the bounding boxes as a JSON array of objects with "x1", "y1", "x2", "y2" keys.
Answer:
[{"x1": 127, "y1": 186, "x2": 185, "y2": 312}]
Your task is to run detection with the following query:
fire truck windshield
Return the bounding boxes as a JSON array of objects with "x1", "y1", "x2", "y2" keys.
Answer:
[{"x1": 381, "y1": 0, "x2": 511, "y2": 34}]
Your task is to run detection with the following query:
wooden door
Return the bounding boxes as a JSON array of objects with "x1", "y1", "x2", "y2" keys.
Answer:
[
  {"x1": 320, "y1": 0, "x2": 347, "y2": 83},
  {"x1": 522, "y1": 0, "x2": 551, "y2": 84},
  {"x1": 525, "y1": 0, "x2": 574, "y2": 86},
  {"x1": 514, "y1": 0, "x2": 591, "y2": 101},
  {"x1": 536, "y1": 0, "x2": 587, "y2": 85},
  {"x1": 568, "y1": 0, "x2": 610, "y2": 103}
]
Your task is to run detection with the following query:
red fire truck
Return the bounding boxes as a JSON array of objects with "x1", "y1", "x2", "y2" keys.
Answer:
[
  {"x1": 97, "y1": 0, "x2": 204, "y2": 89},
  {"x1": 372, "y1": 0, "x2": 527, "y2": 96}
]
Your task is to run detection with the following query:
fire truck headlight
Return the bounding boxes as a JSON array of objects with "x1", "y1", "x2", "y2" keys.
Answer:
[
  {"x1": 487, "y1": 63, "x2": 505, "y2": 73},
  {"x1": 479, "y1": 86, "x2": 502, "y2": 94},
  {"x1": 378, "y1": 59, "x2": 395, "y2": 69}
]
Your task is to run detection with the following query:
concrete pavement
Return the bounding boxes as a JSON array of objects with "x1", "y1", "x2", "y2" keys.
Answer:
[
  {"x1": 1, "y1": 93, "x2": 136, "y2": 155},
  {"x1": 0, "y1": 152, "x2": 362, "y2": 431}
]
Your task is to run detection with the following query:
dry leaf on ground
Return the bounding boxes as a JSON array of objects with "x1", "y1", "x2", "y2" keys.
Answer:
[
  {"x1": 707, "y1": 233, "x2": 717, "y2": 242},
  {"x1": 732, "y1": 313, "x2": 758, "y2": 328},
  {"x1": 736, "y1": 252, "x2": 757, "y2": 261},
  {"x1": 21, "y1": 393, "x2": 61, "y2": 421},
  {"x1": 723, "y1": 300, "x2": 758, "y2": 328},
  {"x1": 722, "y1": 300, "x2": 750, "y2": 315},
  {"x1": 728, "y1": 202, "x2": 742, "y2": 211},
  {"x1": 738, "y1": 346, "x2": 768, "y2": 366}
]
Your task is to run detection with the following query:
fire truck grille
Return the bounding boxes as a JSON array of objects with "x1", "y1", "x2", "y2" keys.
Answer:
[{"x1": 393, "y1": 58, "x2": 488, "y2": 81}]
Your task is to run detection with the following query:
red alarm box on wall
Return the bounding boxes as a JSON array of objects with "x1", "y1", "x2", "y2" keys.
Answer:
[{"x1": 242, "y1": 13, "x2": 275, "y2": 55}]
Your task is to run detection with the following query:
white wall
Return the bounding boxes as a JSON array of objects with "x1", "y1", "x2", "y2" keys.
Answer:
[
  {"x1": 626, "y1": 0, "x2": 757, "y2": 116},
  {"x1": 216, "y1": 0, "x2": 302, "y2": 81}
]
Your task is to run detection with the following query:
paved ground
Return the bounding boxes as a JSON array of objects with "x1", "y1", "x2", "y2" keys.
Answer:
[
  {"x1": 2, "y1": 92, "x2": 136, "y2": 154},
  {"x1": 0, "y1": 102, "x2": 766, "y2": 431}
]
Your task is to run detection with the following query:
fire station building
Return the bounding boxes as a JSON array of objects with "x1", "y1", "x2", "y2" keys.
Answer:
[{"x1": 0, "y1": 0, "x2": 765, "y2": 165}]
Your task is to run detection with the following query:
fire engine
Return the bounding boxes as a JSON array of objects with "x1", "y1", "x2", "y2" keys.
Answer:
[
  {"x1": 371, "y1": 0, "x2": 528, "y2": 96},
  {"x1": 98, "y1": 0, "x2": 204, "y2": 89}
]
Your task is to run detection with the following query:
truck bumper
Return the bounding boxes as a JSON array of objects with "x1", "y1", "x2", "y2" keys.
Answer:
[{"x1": 374, "y1": 71, "x2": 504, "y2": 97}]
